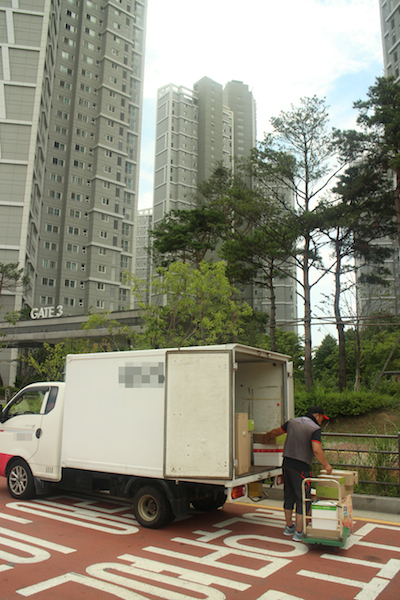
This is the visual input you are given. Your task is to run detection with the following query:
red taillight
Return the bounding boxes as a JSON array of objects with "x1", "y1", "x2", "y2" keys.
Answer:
[{"x1": 231, "y1": 485, "x2": 246, "y2": 499}]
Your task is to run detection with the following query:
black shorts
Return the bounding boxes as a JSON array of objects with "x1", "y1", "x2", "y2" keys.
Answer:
[{"x1": 283, "y1": 466, "x2": 311, "y2": 514}]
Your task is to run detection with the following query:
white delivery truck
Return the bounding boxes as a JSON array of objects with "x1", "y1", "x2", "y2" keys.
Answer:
[{"x1": 0, "y1": 344, "x2": 293, "y2": 528}]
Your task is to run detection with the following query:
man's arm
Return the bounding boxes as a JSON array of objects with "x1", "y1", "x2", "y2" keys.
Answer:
[
  {"x1": 312, "y1": 440, "x2": 332, "y2": 474},
  {"x1": 263, "y1": 427, "x2": 285, "y2": 444}
]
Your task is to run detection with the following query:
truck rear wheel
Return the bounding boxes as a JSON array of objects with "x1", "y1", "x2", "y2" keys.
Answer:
[
  {"x1": 132, "y1": 485, "x2": 173, "y2": 529},
  {"x1": 7, "y1": 459, "x2": 35, "y2": 500}
]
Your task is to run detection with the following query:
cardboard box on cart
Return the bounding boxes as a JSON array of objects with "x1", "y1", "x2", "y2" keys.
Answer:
[
  {"x1": 306, "y1": 470, "x2": 356, "y2": 540},
  {"x1": 311, "y1": 500, "x2": 338, "y2": 530},
  {"x1": 315, "y1": 476, "x2": 346, "y2": 499},
  {"x1": 319, "y1": 469, "x2": 358, "y2": 495}
]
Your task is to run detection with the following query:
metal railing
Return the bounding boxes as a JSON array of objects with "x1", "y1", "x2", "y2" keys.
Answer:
[{"x1": 321, "y1": 431, "x2": 400, "y2": 496}]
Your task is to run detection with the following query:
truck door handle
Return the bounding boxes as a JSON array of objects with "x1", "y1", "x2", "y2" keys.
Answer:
[{"x1": 36, "y1": 429, "x2": 42, "y2": 439}]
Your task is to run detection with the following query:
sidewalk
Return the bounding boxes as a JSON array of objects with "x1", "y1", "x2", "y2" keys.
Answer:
[{"x1": 258, "y1": 487, "x2": 400, "y2": 524}]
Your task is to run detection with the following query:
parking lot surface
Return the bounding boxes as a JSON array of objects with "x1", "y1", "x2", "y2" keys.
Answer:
[{"x1": 0, "y1": 479, "x2": 399, "y2": 599}]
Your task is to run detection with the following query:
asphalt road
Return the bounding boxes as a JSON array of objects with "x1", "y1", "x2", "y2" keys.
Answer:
[{"x1": 0, "y1": 478, "x2": 399, "y2": 600}]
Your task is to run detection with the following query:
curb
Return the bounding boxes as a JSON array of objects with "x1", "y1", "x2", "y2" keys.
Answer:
[{"x1": 264, "y1": 487, "x2": 400, "y2": 515}]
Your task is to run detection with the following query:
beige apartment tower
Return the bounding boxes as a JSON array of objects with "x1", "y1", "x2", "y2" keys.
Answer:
[
  {"x1": 152, "y1": 76, "x2": 297, "y2": 330},
  {"x1": 380, "y1": 0, "x2": 400, "y2": 82},
  {"x1": 0, "y1": 0, "x2": 147, "y2": 317},
  {"x1": 0, "y1": 0, "x2": 147, "y2": 384},
  {"x1": 356, "y1": 0, "x2": 400, "y2": 316},
  {"x1": 153, "y1": 77, "x2": 256, "y2": 226}
]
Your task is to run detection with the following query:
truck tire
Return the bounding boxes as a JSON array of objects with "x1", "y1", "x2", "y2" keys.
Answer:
[
  {"x1": 7, "y1": 459, "x2": 35, "y2": 500},
  {"x1": 132, "y1": 485, "x2": 173, "y2": 529}
]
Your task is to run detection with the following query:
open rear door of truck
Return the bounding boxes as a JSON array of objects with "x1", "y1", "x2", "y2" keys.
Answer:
[{"x1": 164, "y1": 349, "x2": 232, "y2": 480}]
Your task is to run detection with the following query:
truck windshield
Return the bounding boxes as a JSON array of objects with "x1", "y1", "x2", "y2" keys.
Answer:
[{"x1": 3, "y1": 388, "x2": 48, "y2": 420}]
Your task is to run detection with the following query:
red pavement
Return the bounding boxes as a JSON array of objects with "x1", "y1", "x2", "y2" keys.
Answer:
[{"x1": 0, "y1": 478, "x2": 399, "y2": 600}]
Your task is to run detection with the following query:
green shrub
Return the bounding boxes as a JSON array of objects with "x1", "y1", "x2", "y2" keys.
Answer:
[{"x1": 294, "y1": 387, "x2": 397, "y2": 419}]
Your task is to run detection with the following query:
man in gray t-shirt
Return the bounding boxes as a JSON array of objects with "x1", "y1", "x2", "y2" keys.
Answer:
[{"x1": 264, "y1": 405, "x2": 332, "y2": 542}]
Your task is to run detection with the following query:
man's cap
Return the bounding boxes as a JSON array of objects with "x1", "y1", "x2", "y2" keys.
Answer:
[{"x1": 308, "y1": 405, "x2": 329, "y2": 420}]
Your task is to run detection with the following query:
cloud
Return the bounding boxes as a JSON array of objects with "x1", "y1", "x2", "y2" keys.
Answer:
[{"x1": 139, "y1": 0, "x2": 383, "y2": 206}]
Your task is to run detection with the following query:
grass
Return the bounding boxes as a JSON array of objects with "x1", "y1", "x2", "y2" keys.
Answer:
[
  {"x1": 319, "y1": 407, "x2": 400, "y2": 497},
  {"x1": 322, "y1": 406, "x2": 400, "y2": 435}
]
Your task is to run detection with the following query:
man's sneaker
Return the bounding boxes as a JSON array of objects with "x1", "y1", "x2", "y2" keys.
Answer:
[
  {"x1": 293, "y1": 530, "x2": 303, "y2": 542},
  {"x1": 283, "y1": 524, "x2": 296, "y2": 536}
]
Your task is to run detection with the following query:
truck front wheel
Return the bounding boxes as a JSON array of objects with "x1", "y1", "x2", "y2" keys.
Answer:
[
  {"x1": 132, "y1": 485, "x2": 173, "y2": 529},
  {"x1": 7, "y1": 459, "x2": 35, "y2": 500}
]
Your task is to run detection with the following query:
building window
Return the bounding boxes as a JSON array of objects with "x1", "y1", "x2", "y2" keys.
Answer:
[
  {"x1": 43, "y1": 259, "x2": 57, "y2": 268},
  {"x1": 41, "y1": 277, "x2": 55, "y2": 287},
  {"x1": 44, "y1": 242, "x2": 58, "y2": 251},
  {"x1": 67, "y1": 226, "x2": 80, "y2": 235},
  {"x1": 66, "y1": 261, "x2": 78, "y2": 271},
  {"x1": 64, "y1": 297, "x2": 76, "y2": 307}
]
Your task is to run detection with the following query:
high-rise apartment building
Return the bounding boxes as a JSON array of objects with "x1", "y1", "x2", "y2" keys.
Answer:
[
  {"x1": 153, "y1": 77, "x2": 256, "y2": 226},
  {"x1": 151, "y1": 76, "x2": 296, "y2": 330},
  {"x1": 357, "y1": 1, "x2": 400, "y2": 316},
  {"x1": 0, "y1": 0, "x2": 147, "y2": 384},
  {"x1": 380, "y1": 0, "x2": 400, "y2": 82},
  {"x1": 0, "y1": 0, "x2": 146, "y2": 316},
  {"x1": 135, "y1": 206, "x2": 152, "y2": 302}
]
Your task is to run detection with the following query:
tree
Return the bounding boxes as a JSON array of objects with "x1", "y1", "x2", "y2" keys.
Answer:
[
  {"x1": 313, "y1": 334, "x2": 337, "y2": 385},
  {"x1": 219, "y1": 186, "x2": 296, "y2": 351},
  {"x1": 248, "y1": 96, "x2": 342, "y2": 390},
  {"x1": 0, "y1": 262, "x2": 29, "y2": 299},
  {"x1": 261, "y1": 328, "x2": 304, "y2": 382},
  {"x1": 128, "y1": 261, "x2": 253, "y2": 349},
  {"x1": 0, "y1": 263, "x2": 30, "y2": 385},
  {"x1": 23, "y1": 339, "x2": 110, "y2": 383},
  {"x1": 151, "y1": 206, "x2": 226, "y2": 269},
  {"x1": 318, "y1": 158, "x2": 395, "y2": 391},
  {"x1": 80, "y1": 311, "x2": 134, "y2": 351},
  {"x1": 354, "y1": 76, "x2": 400, "y2": 250},
  {"x1": 344, "y1": 317, "x2": 400, "y2": 390}
]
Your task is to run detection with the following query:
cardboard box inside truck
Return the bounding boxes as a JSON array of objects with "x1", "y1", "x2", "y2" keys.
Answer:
[{"x1": 235, "y1": 413, "x2": 251, "y2": 475}]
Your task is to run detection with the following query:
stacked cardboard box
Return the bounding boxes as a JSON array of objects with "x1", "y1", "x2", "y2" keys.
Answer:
[
  {"x1": 319, "y1": 469, "x2": 358, "y2": 495},
  {"x1": 311, "y1": 500, "x2": 338, "y2": 530},
  {"x1": 315, "y1": 475, "x2": 346, "y2": 499},
  {"x1": 305, "y1": 470, "x2": 357, "y2": 541}
]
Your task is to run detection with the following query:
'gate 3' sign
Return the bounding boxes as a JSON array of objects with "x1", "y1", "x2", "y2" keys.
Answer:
[{"x1": 30, "y1": 305, "x2": 64, "y2": 319}]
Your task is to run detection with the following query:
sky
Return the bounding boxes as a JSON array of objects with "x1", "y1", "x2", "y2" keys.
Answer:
[{"x1": 137, "y1": 0, "x2": 384, "y2": 345}]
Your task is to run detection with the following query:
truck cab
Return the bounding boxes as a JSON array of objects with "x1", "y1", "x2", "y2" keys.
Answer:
[{"x1": 0, "y1": 383, "x2": 65, "y2": 498}]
